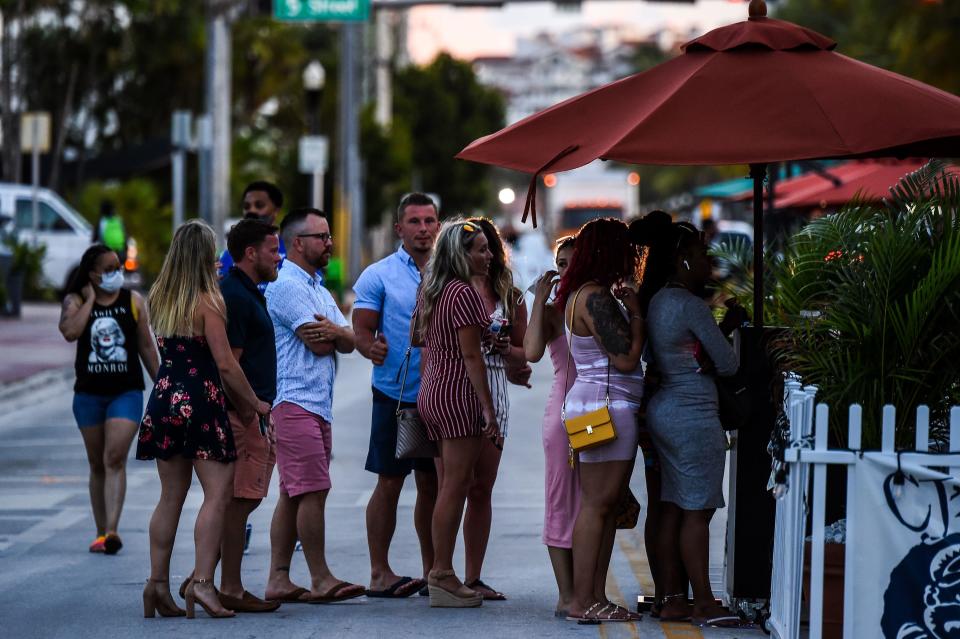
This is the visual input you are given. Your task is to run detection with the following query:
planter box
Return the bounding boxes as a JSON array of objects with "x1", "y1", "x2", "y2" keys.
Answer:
[{"x1": 802, "y1": 541, "x2": 845, "y2": 639}]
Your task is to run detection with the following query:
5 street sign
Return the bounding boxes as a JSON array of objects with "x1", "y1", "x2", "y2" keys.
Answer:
[{"x1": 274, "y1": 0, "x2": 371, "y2": 22}]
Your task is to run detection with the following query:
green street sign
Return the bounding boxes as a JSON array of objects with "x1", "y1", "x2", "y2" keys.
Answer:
[{"x1": 274, "y1": 0, "x2": 370, "y2": 22}]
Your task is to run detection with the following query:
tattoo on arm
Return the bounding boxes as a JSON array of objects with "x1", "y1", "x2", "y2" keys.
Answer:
[{"x1": 586, "y1": 291, "x2": 631, "y2": 355}]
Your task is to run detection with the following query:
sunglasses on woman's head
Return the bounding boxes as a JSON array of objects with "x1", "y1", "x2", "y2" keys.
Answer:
[{"x1": 462, "y1": 222, "x2": 478, "y2": 234}]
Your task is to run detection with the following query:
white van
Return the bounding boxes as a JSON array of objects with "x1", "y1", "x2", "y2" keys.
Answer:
[{"x1": 0, "y1": 183, "x2": 140, "y2": 292}]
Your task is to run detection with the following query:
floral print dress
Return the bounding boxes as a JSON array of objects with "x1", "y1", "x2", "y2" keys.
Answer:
[{"x1": 136, "y1": 335, "x2": 236, "y2": 463}]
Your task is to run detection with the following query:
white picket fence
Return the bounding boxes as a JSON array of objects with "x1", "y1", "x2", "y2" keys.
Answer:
[{"x1": 768, "y1": 380, "x2": 960, "y2": 639}]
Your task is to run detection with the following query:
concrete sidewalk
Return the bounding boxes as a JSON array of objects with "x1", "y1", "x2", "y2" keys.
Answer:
[{"x1": 0, "y1": 303, "x2": 73, "y2": 386}]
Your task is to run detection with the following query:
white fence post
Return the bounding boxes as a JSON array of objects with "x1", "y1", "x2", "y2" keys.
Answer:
[
  {"x1": 842, "y1": 405, "x2": 861, "y2": 639},
  {"x1": 915, "y1": 405, "x2": 929, "y2": 452},
  {"x1": 808, "y1": 403, "x2": 830, "y2": 639}
]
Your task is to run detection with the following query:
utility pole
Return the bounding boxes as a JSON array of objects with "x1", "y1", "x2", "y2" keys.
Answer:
[
  {"x1": 374, "y1": 10, "x2": 393, "y2": 128},
  {"x1": 205, "y1": 0, "x2": 236, "y2": 243},
  {"x1": 196, "y1": 114, "x2": 213, "y2": 224},
  {"x1": 170, "y1": 110, "x2": 192, "y2": 232},
  {"x1": 337, "y1": 23, "x2": 364, "y2": 282}
]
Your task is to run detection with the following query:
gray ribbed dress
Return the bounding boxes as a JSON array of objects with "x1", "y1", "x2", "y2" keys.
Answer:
[{"x1": 644, "y1": 287, "x2": 738, "y2": 510}]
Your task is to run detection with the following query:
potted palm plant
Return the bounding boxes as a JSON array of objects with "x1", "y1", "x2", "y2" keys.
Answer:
[
  {"x1": 714, "y1": 160, "x2": 960, "y2": 449},
  {"x1": 712, "y1": 161, "x2": 960, "y2": 638}
]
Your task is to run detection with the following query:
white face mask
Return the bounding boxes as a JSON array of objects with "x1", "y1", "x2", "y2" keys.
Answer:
[{"x1": 98, "y1": 270, "x2": 123, "y2": 293}]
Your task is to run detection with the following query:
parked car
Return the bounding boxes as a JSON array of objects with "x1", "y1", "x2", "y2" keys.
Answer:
[
  {"x1": 711, "y1": 219, "x2": 754, "y2": 280},
  {"x1": 0, "y1": 183, "x2": 140, "y2": 294}
]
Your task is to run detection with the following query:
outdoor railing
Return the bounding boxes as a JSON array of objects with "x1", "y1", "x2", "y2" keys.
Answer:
[{"x1": 768, "y1": 382, "x2": 960, "y2": 639}]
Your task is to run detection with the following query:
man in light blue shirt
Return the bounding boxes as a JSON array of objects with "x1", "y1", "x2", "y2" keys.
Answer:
[
  {"x1": 264, "y1": 207, "x2": 364, "y2": 603},
  {"x1": 353, "y1": 193, "x2": 440, "y2": 597}
]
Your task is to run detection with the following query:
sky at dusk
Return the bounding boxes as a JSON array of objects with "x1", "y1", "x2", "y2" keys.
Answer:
[{"x1": 407, "y1": 0, "x2": 751, "y2": 63}]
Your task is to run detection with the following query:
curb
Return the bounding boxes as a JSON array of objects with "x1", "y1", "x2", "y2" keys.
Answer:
[{"x1": 0, "y1": 367, "x2": 74, "y2": 414}]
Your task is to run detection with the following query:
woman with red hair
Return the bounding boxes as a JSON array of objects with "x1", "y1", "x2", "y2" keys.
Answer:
[{"x1": 556, "y1": 218, "x2": 645, "y2": 623}]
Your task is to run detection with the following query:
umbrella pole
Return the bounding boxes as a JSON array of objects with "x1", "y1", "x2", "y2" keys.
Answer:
[{"x1": 749, "y1": 163, "x2": 767, "y2": 328}]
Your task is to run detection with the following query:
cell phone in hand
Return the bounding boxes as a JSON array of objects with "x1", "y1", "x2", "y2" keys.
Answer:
[{"x1": 258, "y1": 413, "x2": 269, "y2": 437}]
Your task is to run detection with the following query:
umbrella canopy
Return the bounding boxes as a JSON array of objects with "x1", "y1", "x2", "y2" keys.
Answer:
[{"x1": 456, "y1": 0, "x2": 960, "y2": 325}]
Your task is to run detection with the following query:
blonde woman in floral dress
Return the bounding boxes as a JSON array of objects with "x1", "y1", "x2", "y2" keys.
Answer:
[{"x1": 137, "y1": 220, "x2": 269, "y2": 620}]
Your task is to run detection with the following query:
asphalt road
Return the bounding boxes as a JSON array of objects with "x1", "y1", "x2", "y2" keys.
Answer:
[{"x1": 0, "y1": 350, "x2": 763, "y2": 639}]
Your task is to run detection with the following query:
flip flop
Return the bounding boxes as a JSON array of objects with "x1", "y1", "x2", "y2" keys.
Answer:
[
  {"x1": 309, "y1": 581, "x2": 366, "y2": 603},
  {"x1": 266, "y1": 587, "x2": 310, "y2": 603},
  {"x1": 692, "y1": 615, "x2": 753, "y2": 628},
  {"x1": 365, "y1": 576, "x2": 425, "y2": 599}
]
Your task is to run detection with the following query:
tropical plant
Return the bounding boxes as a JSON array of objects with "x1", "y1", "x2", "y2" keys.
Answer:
[
  {"x1": 713, "y1": 160, "x2": 960, "y2": 449},
  {"x1": 5, "y1": 236, "x2": 49, "y2": 300}
]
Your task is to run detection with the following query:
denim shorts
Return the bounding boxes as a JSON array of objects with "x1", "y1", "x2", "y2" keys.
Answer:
[{"x1": 72, "y1": 390, "x2": 144, "y2": 428}]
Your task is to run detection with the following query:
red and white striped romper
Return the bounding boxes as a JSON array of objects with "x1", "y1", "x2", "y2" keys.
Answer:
[{"x1": 416, "y1": 279, "x2": 490, "y2": 440}]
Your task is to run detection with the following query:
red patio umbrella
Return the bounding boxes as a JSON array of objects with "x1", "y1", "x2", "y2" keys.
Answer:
[{"x1": 457, "y1": 0, "x2": 960, "y2": 327}]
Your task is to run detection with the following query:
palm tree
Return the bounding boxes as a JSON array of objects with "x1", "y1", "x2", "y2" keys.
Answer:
[{"x1": 712, "y1": 160, "x2": 960, "y2": 448}]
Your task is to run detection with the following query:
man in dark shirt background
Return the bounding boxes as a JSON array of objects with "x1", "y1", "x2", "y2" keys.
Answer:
[
  {"x1": 218, "y1": 217, "x2": 282, "y2": 612},
  {"x1": 218, "y1": 181, "x2": 286, "y2": 279}
]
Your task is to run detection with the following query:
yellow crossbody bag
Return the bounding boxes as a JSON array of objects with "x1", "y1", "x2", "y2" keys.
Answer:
[{"x1": 561, "y1": 285, "x2": 616, "y2": 464}]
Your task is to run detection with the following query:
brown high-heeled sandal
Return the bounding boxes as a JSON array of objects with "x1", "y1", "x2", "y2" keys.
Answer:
[
  {"x1": 185, "y1": 578, "x2": 235, "y2": 619},
  {"x1": 143, "y1": 579, "x2": 186, "y2": 618}
]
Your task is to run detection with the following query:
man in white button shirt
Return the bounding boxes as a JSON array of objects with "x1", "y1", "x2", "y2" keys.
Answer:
[{"x1": 263, "y1": 208, "x2": 363, "y2": 603}]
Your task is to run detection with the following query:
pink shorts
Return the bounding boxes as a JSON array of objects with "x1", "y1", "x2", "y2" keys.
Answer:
[
  {"x1": 228, "y1": 410, "x2": 276, "y2": 500},
  {"x1": 273, "y1": 402, "x2": 332, "y2": 497}
]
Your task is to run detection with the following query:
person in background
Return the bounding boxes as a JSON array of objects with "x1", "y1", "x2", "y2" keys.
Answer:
[
  {"x1": 215, "y1": 218, "x2": 283, "y2": 613},
  {"x1": 701, "y1": 218, "x2": 718, "y2": 246},
  {"x1": 137, "y1": 220, "x2": 269, "y2": 619},
  {"x1": 523, "y1": 235, "x2": 578, "y2": 617},
  {"x1": 638, "y1": 218, "x2": 748, "y2": 629},
  {"x1": 263, "y1": 208, "x2": 364, "y2": 604},
  {"x1": 555, "y1": 218, "x2": 645, "y2": 624},
  {"x1": 459, "y1": 216, "x2": 529, "y2": 601},
  {"x1": 353, "y1": 193, "x2": 440, "y2": 599},
  {"x1": 92, "y1": 200, "x2": 127, "y2": 265},
  {"x1": 59, "y1": 243, "x2": 159, "y2": 555},
  {"x1": 218, "y1": 181, "x2": 286, "y2": 280},
  {"x1": 415, "y1": 220, "x2": 499, "y2": 608}
]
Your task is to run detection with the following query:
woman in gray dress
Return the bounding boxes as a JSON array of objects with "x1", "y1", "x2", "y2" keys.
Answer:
[{"x1": 640, "y1": 219, "x2": 748, "y2": 628}]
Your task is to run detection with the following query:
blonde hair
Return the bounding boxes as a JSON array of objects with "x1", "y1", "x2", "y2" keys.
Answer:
[
  {"x1": 148, "y1": 219, "x2": 225, "y2": 337},
  {"x1": 468, "y1": 217, "x2": 518, "y2": 322},
  {"x1": 416, "y1": 219, "x2": 477, "y2": 339}
]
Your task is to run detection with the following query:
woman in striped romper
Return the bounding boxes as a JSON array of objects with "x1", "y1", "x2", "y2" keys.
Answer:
[
  {"x1": 460, "y1": 217, "x2": 529, "y2": 601},
  {"x1": 415, "y1": 220, "x2": 500, "y2": 608}
]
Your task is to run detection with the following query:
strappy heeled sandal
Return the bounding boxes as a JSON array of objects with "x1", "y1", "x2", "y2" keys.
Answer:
[{"x1": 185, "y1": 578, "x2": 235, "y2": 619}]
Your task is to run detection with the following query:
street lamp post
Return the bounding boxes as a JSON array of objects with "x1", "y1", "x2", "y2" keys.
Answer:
[{"x1": 303, "y1": 60, "x2": 326, "y2": 211}]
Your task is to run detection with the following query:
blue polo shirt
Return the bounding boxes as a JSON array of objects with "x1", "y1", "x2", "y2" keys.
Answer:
[
  {"x1": 220, "y1": 267, "x2": 276, "y2": 405},
  {"x1": 352, "y1": 245, "x2": 422, "y2": 402}
]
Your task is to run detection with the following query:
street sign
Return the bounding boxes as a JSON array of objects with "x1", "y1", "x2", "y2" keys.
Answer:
[
  {"x1": 20, "y1": 112, "x2": 51, "y2": 153},
  {"x1": 299, "y1": 135, "x2": 329, "y2": 174},
  {"x1": 274, "y1": 0, "x2": 370, "y2": 22}
]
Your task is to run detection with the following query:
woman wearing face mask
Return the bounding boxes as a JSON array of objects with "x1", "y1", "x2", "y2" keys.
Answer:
[{"x1": 59, "y1": 243, "x2": 160, "y2": 555}]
